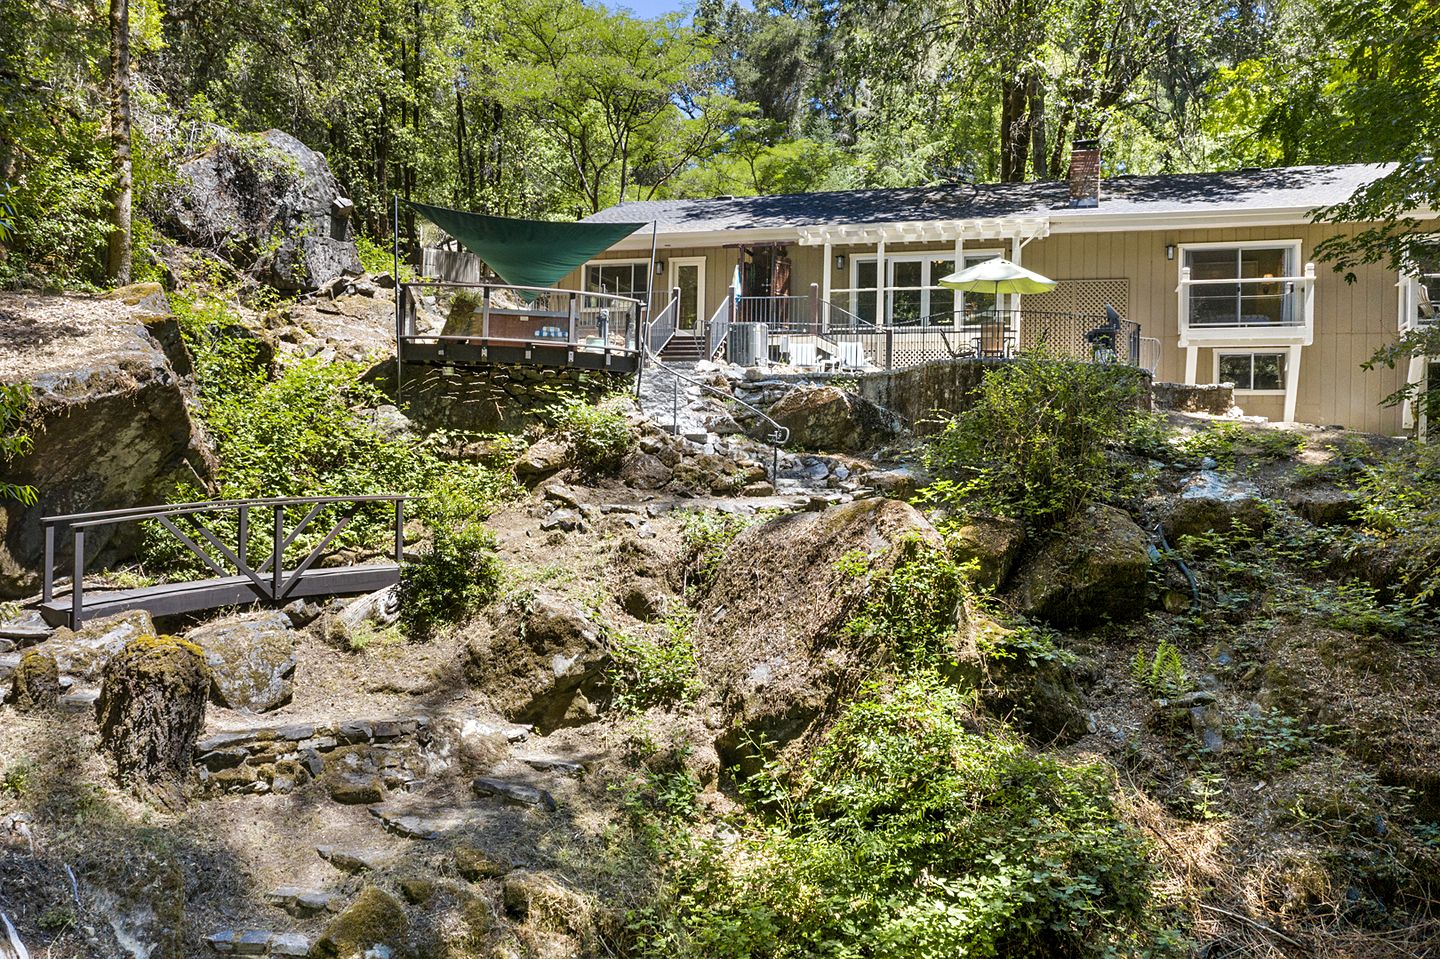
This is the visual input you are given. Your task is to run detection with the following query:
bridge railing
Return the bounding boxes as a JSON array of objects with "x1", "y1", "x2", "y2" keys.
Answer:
[{"x1": 41, "y1": 495, "x2": 408, "y2": 627}]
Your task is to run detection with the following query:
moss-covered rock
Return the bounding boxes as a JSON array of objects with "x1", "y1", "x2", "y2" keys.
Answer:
[
  {"x1": 947, "y1": 515, "x2": 1026, "y2": 591},
  {"x1": 454, "y1": 845, "x2": 510, "y2": 882},
  {"x1": 1006, "y1": 504, "x2": 1150, "y2": 626},
  {"x1": 768, "y1": 386, "x2": 900, "y2": 452},
  {"x1": 317, "y1": 885, "x2": 409, "y2": 958},
  {"x1": 94, "y1": 634, "x2": 210, "y2": 799},
  {"x1": 6, "y1": 648, "x2": 60, "y2": 711}
]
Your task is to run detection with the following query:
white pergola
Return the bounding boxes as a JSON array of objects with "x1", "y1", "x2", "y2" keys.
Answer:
[{"x1": 797, "y1": 216, "x2": 1053, "y2": 319}]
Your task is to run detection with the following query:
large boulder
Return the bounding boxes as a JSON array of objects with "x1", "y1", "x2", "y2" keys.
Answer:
[
  {"x1": 464, "y1": 591, "x2": 611, "y2": 732},
  {"x1": 947, "y1": 515, "x2": 1026, "y2": 591},
  {"x1": 691, "y1": 498, "x2": 948, "y2": 771},
  {"x1": 0, "y1": 293, "x2": 213, "y2": 598},
  {"x1": 767, "y1": 386, "x2": 900, "y2": 452},
  {"x1": 1007, "y1": 504, "x2": 1151, "y2": 626},
  {"x1": 161, "y1": 129, "x2": 362, "y2": 292},
  {"x1": 1164, "y1": 470, "x2": 1270, "y2": 540},
  {"x1": 185, "y1": 610, "x2": 298, "y2": 713},
  {"x1": 6, "y1": 649, "x2": 60, "y2": 711}
]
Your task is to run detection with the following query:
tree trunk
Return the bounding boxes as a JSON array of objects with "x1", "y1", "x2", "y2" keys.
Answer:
[
  {"x1": 1027, "y1": 80, "x2": 1047, "y2": 178},
  {"x1": 999, "y1": 75, "x2": 1034, "y2": 182},
  {"x1": 106, "y1": 0, "x2": 132, "y2": 284},
  {"x1": 95, "y1": 636, "x2": 210, "y2": 804}
]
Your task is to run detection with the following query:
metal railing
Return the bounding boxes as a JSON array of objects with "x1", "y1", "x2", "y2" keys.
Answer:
[
  {"x1": 706, "y1": 293, "x2": 733, "y2": 361},
  {"x1": 1138, "y1": 337, "x2": 1162, "y2": 375},
  {"x1": 642, "y1": 295, "x2": 790, "y2": 479},
  {"x1": 398, "y1": 281, "x2": 644, "y2": 352},
  {"x1": 1178, "y1": 265, "x2": 1315, "y2": 331},
  {"x1": 649, "y1": 287, "x2": 679, "y2": 354},
  {"x1": 735, "y1": 294, "x2": 817, "y2": 331},
  {"x1": 42, "y1": 495, "x2": 407, "y2": 627}
]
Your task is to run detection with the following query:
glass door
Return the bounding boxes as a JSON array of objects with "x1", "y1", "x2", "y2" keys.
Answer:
[{"x1": 670, "y1": 257, "x2": 706, "y2": 331}]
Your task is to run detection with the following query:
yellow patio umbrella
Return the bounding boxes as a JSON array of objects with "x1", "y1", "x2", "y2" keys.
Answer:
[{"x1": 938, "y1": 257, "x2": 1057, "y2": 295}]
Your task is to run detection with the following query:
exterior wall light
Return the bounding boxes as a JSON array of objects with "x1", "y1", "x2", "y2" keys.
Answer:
[
  {"x1": 655, "y1": 260, "x2": 666, "y2": 274},
  {"x1": 1166, "y1": 244, "x2": 1176, "y2": 260},
  {"x1": 835, "y1": 254, "x2": 847, "y2": 270}
]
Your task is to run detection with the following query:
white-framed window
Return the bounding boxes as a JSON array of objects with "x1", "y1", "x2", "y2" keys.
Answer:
[
  {"x1": 1181, "y1": 240, "x2": 1303, "y2": 328},
  {"x1": 849, "y1": 250, "x2": 1001, "y2": 325},
  {"x1": 1405, "y1": 253, "x2": 1440, "y2": 328},
  {"x1": 584, "y1": 259, "x2": 650, "y2": 299},
  {"x1": 1216, "y1": 350, "x2": 1289, "y2": 393}
]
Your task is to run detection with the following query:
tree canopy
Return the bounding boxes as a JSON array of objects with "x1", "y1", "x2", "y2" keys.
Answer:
[{"x1": 0, "y1": 0, "x2": 1432, "y2": 289}]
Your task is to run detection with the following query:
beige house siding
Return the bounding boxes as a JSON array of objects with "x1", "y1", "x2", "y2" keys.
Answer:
[{"x1": 574, "y1": 220, "x2": 1428, "y2": 434}]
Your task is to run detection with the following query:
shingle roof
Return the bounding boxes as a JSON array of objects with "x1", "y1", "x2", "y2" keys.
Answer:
[{"x1": 583, "y1": 164, "x2": 1393, "y2": 234}]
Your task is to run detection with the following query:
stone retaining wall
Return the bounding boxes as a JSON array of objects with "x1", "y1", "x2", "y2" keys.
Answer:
[
  {"x1": 402, "y1": 364, "x2": 620, "y2": 432},
  {"x1": 1151, "y1": 382, "x2": 1235, "y2": 415}
]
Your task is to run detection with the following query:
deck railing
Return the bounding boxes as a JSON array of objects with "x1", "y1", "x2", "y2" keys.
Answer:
[
  {"x1": 706, "y1": 293, "x2": 733, "y2": 361},
  {"x1": 41, "y1": 495, "x2": 407, "y2": 627}
]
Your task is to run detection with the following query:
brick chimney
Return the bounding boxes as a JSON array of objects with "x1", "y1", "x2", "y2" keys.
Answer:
[{"x1": 1067, "y1": 139, "x2": 1101, "y2": 208}]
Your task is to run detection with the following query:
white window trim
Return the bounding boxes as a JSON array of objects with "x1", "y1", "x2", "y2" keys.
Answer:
[
  {"x1": 847, "y1": 248, "x2": 1002, "y2": 322},
  {"x1": 583, "y1": 258, "x2": 654, "y2": 294},
  {"x1": 1177, "y1": 240, "x2": 1313, "y2": 348},
  {"x1": 1398, "y1": 243, "x2": 1440, "y2": 332},
  {"x1": 1214, "y1": 350, "x2": 1290, "y2": 396}
]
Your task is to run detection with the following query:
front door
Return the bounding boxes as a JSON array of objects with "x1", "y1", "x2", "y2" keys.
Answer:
[{"x1": 670, "y1": 257, "x2": 706, "y2": 331}]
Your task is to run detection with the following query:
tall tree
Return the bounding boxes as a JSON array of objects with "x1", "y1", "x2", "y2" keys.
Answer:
[{"x1": 107, "y1": 0, "x2": 133, "y2": 283}]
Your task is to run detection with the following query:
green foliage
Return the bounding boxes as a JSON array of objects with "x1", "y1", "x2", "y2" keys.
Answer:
[
  {"x1": 1132, "y1": 640, "x2": 1191, "y2": 697},
  {"x1": 678, "y1": 509, "x2": 757, "y2": 593},
  {"x1": 1, "y1": 762, "x2": 31, "y2": 798},
  {"x1": 608, "y1": 609, "x2": 702, "y2": 713},
  {"x1": 544, "y1": 397, "x2": 636, "y2": 476},
  {"x1": 921, "y1": 356, "x2": 1148, "y2": 527},
  {"x1": 1230, "y1": 708, "x2": 1315, "y2": 774},
  {"x1": 0, "y1": 382, "x2": 38, "y2": 505},
  {"x1": 399, "y1": 465, "x2": 509, "y2": 640},
  {"x1": 1348, "y1": 440, "x2": 1440, "y2": 602},
  {"x1": 1176, "y1": 422, "x2": 1304, "y2": 470},
  {"x1": 355, "y1": 235, "x2": 414, "y2": 282},
  {"x1": 630, "y1": 674, "x2": 1179, "y2": 958},
  {"x1": 838, "y1": 536, "x2": 969, "y2": 667}
]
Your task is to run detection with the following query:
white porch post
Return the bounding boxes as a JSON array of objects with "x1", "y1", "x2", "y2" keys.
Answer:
[
  {"x1": 953, "y1": 235, "x2": 964, "y2": 328},
  {"x1": 1009, "y1": 233, "x2": 1023, "y2": 315},
  {"x1": 1184, "y1": 347, "x2": 1199, "y2": 385},
  {"x1": 821, "y1": 240, "x2": 833, "y2": 332},
  {"x1": 876, "y1": 238, "x2": 887, "y2": 327},
  {"x1": 1403, "y1": 354, "x2": 1425, "y2": 429},
  {"x1": 1283, "y1": 345, "x2": 1303, "y2": 422}
]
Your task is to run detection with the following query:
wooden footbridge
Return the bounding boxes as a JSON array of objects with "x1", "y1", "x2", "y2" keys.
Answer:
[{"x1": 39, "y1": 495, "x2": 407, "y2": 628}]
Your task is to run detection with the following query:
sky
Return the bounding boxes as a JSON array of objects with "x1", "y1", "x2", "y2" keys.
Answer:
[{"x1": 609, "y1": 0, "x2": 692, "y2": 19}]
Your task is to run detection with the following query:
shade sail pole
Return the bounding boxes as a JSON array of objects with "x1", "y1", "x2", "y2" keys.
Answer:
[
  {"x1": 646, "y1": 220, "x2": 658, "y2": 320},
  {"x1": 393, "y1": 193, "x2": 403, "y2": 405}
]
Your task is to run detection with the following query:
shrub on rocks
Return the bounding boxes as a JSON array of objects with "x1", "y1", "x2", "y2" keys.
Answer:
[
  {"x1": 94, "y1": 635, "x2": 210, "y2": 801},
  {"x1": 544, "y1": 397, "x2": 636, "y2": 477},
  {"x1": 400, "y1": 466, "x2": 505, "y2": 640},
  {"x1": 922, "y1": 355, "x2": 1147, "y2": 528}
]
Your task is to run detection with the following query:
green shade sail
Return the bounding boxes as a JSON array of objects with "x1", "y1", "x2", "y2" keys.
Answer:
[{"x1": 409, "y1": 201, "x2": 648, "y2": 291}]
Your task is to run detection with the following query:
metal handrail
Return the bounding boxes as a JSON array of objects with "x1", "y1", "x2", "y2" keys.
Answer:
[
  {"x1": 42, "y1": 494, "x2": 409, "y2": 626},
  {"x1": 706, "y1": 293, "x2": 732, "y2": 361},
  {"x1": 642, "y1": 296, "x2": 790, "y2": 479}
]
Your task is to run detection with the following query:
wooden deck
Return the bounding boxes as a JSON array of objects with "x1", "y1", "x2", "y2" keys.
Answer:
[{"x1": 39, "y1": 562, "x2": 400, "y2": 628}]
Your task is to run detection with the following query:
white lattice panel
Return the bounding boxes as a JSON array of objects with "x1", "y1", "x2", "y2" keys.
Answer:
[{"x1": 1026, "y1": 279, "x2": 1129, "y2": 317}]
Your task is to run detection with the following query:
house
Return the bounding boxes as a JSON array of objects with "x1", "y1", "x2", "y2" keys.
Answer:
[{"x1": 568, "y1": 145, "x2": 1438, "y2": 435}]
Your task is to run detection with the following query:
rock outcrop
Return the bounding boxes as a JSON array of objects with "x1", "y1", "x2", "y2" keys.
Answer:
[
  {"x1": 464, "y1": 591, "x2": 611, "y2": 732},
  {"x1": 692, "y1": 498, "x2": 947, "y2": 770},
  {"x1": 1007, "y1": 504, "x2": 1151, "y2": 626},
  {"x1": 186, "y1": 610, "x2": 298, "y2": 713},
  {"x1": 5, "y1": 649, "x2": 59, "y2": 711},
  {"x1": 767, "y1": 386, "x2": 900, "y2": 452},
  {"x1": 1164, "y1": 470, "x2": 1270, "y2": 539},
  {"x1": 0, "y1": 291, "x2": 213, "y2": 598},
  {"x1": 0, "y1": 610, "x2": 155, "y2": 683},
  {"x1": 947, "y1": 515, "x2": 1026, "y2": 591},
  {"x1": 161, "y1": 129, "x2": 361, "y2": 292}
]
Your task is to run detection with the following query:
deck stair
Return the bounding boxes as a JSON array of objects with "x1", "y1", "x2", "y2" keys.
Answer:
[{"x1": 660, "y1": 333, "x2": 707, "y2": 363}]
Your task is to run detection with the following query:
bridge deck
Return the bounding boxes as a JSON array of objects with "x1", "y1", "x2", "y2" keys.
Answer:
[{"x1": 39, "y1": 563, "x2": 400, "y2": 628}]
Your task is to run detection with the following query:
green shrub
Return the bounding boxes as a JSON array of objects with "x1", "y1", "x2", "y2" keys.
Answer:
[
  {"x1": 355, "y1": 235, "x2": 415, "y2": 281},
  {"x1": 608, "y1": 609, "x2": 701, "y2": 712},
  {"x1": 0, "y1": 382, "x2": 37, "y2": 505},
  {"x1": 920, "y1": 355, "x2": 1147, "y2": 527},
  {"x1": 1176, "y1": 422, "x2": 1304, "y2": 470},
  {"x1": 838, "y1": 535, "x2": 969, "y2": 668},
  {"x1": 545, "y1": 397, "x2": 636, "y2": 475},
  {"x1": 399, "y1": 466, "x2": 507, "y2": 640},
  {"x1": 678, "y1": 509, "x2": 759, "y2": 594},
  {"x1": 629, "y1": 674, "x2": 1179, "y2": 958}
]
